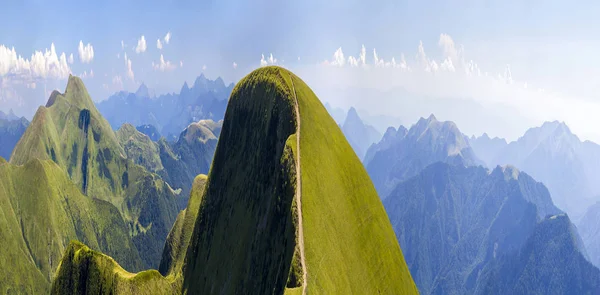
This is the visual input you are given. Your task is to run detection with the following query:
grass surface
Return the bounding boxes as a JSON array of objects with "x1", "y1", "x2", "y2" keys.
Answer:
[
  {"x1": 0, "y1": 159, "x2": 142, "y2": 294},
  {"x1": 50, "y1": 67, "x2": 417, "y2": 294},
  {"x1": 288, "y1": 70, "x2": 418, "y2": 294},
  {"x1": 9, "y1": 75, "x2": 181, "y2": 269},
  {"x1": 51, "y1": 241, "x2": 178, "y2": 295}
]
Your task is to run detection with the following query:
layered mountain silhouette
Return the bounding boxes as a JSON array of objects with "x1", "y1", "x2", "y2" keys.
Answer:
[
  {"x1": 385, "y1": 162, "x2": 597, "y2": 294},
  {"x1": 469, "y1": 133, "x2": 507, "y2": 167},
  {"x1": 51, "y1": 66, "x2": 418, "y2": 294},
  {"x1": 10, "y1": 76, "x2": 181, "y2": 271},
  {"x1": 0, "y1": 109, "x2": 20, "y2": 121},
  {"x1": 97, "y1": 74, "x2": 233, "y2": 139},
  {"x1": 365, "y1": 114, "x2": 481, "y2": 199},
  {"x1": 341, "y1": 107, "x2": 381, "y2": 160},
  {"x1": 472, "y1": 121, "x2": 600, "y2": 218},
  {"x1": 0, "y1": 115, "x2": 28, "y2": 159}
]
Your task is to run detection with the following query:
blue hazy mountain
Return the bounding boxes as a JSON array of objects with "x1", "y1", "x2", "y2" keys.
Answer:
[
  {"x1": 0, "y1": 109, "x2": 20, "y2": 121},
  {"x1": 324, "y1": 102, "x2": 346, "y2": 125},
  {"x1": 0, "y1": 115, "x2": 29, "y2": 160},
  {"x1": 341, "y1": 107, "x2": 382, "y2": 160},
  {"x1": 97, "y1": 74, "x2": 233, "y2": 140},
  {"x1": 136, "y1": 124, "x2": 161, "y2": 141},
  {"x1": 578, "y1": 202, "x2": 600, "y2": 268},
  {"x1": 469, "y1": 133, "x2": 508, "y2": 167},
  {"x1": 485, "y1": 121, "x2": 600, "y2": 219},
  {"x1": 478, "y1": 214, "x2": 600, "y2": 294},
  {"x1": 384, "y1": 162, "x2": 595, "y2": 294},
  {"x1": 365, "y1": 114, "x2": 481, "y2": 199}
]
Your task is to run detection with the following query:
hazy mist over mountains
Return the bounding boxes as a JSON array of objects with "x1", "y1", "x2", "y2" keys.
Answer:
[{"x1": 4, "y1": 1, "x2": 600, "y2": 294}]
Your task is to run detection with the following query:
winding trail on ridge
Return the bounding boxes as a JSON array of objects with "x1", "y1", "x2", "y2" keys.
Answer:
[{"x1": 290, "y1": 74, "x2": 307, "y2": 295}]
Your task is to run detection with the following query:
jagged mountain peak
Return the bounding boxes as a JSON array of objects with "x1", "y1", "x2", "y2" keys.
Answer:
[
  {"x1": 491, "y1": 164, "x2": 521, "y2": 180},
  {"x1": 135, "y1": 83, "x2": 150, "y2": 98}
]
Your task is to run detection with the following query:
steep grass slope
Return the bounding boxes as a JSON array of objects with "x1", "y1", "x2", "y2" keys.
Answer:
[
  {"x1": 159, "y1": 175, "x2": 208, "y2": 276},
  {"x1": 51, "y1": 66, "x2": 416, "y2": 294},
  {"x1": 51, "y1": 241, "x2": 178, "y2": 295},
  {"x1": 290, "y1": 69, "x2": 416, "y2": 294},
  {"x1": 10, "y1": 75, "x2": 180, "y2": 269},
  {"x1": 182, "y1": 66, "x2": 417, "y2": 294},
  {"x1": 0, "y1": 159, "x2": 142, "y2": 294}
]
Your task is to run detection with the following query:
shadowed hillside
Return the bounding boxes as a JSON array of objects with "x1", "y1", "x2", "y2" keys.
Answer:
[{"x1": 51, "y1": 66, "x2": 417, "y2": 295}]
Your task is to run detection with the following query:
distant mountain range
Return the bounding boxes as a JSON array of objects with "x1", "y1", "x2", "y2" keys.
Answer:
[
  {"x1": 385, "y1": 162, "x2": 597, "y2": 294},
  {"x1": 365, "y1": 114, "x2": 482, "y2": 199},
  {"x1": 0, "y1": 109, "x2": 20, "y2": 121},
  {"x1": 97, "y1": 74, "x2": 233, "y2": 140},
  {"x1": 341, "y1": 107, "x2": 382, "y2": 160},
  {"x1": 0, "y1": 115, "x2": 29, "y2": 160},
  {"x1": 470, "y1": 121, "x2": 600, "y2": 219},
  {"x1": 468, "y1": 133, "x2": 507, "y2": 167},
  {"x1": 578, "y1": 202, "x2": 600, "y2": 268}
]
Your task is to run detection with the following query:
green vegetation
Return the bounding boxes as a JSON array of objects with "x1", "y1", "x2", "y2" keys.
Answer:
[
  {"x1": 51, "y1": 241, "x2": 178, "y2": 295},
  {"x1": 0, "y1": 159, "x2": 142, "y2": 294},
  {"x1": 10, "y1": 75, "x2": 181, "y2": 269},
  {"x1": 289, "y1": 68, "x2": 417, "y2": 294},
  {"x1": 51, "y1": 66, "x2": 417, "y2": 294},
  {"x1": 182, "y1": 67, "x2": 298, "y2": 294},
  {"x1": 117, "y1": 124, "x2": 164, "y2": 173},
  {"x1": 159, "y1": 174, "x2": 208, "y2": 277},
  {"x1": 116, "y1": 119, "x2": 220, "y2": 210}
]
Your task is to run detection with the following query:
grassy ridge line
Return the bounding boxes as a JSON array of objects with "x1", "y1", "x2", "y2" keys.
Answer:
[
  {"x1": 51, "y1": 241, "x2": 179, "y2": 294},
  {"x1": 288, "y1": 74, "x2": 307, "y2": 295},
  {"x1": 289, "y1": 70, "x2": 418, "y2": 294}
]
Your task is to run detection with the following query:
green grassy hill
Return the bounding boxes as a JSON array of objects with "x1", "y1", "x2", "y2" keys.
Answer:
[
  {"x1": 159, "y1": 175, "x2": 208, "y2": 277},
  {"x1": 116, "y1": 119, "x2": 219, "y2": 209},
  {"x1": 51, "y1": 66, "x2": 417, "y2": 294},
  {"x1": 9, "y1": 75, "x2": 180, "y2": 269},
  {"x1": 0, "y1": 159, "x2": 142, "y2": 294}
]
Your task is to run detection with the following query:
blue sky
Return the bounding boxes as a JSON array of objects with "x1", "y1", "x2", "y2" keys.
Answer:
[{"x1": 3, "y1": 0, "x2": 600, "y2": 141}]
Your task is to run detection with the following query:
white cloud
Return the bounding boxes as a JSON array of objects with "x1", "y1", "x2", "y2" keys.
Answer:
[
  {"x1": 502, "y1": 64, "x2": 513, "y2": 84},
  {"x1": 180, "y1": 60, "x2": 183, "y2": 67},
  {"x1": 112, "y1": 75, "x2": 123, "y2": 87},
  {"x1": 439, "y1": 33, "x2": 459, "y2": 64},
  {"x1": 78, "y1": 41, "x2": 94, "y2": 63},
  {"x1": 260, "y1": 53, "x2": 278, "y2": 67},
  {"x1": 81, "y1": 69, "x2": 94, "y2": 79},
  {"x1": 305, "y1": 33, "x2": 600, "y2": 142},
  {"x1": 121, "y1": 40, "x2": 125, "y2": 49},
  {"x1": 135, "y1": 35, "x2": 147, "y2": 53},
  {"x1": 260, "y1": 55, "x2": 268, "y2": 66},
  {"x1": 164, "y1": 32, "x2": 171, "y2": 44},
  {"x1": 152, "y1": 54, "x2": 176, "y2": 71},
  {"x1": 157, "y1": 39, "x2": 163, "y2": 50},
  {"x1": 124, "y1": 53, "x2": 134, "y2": 80},
  {"x1": 68, "y1": 53, "x2": 74, "y2": 64},
  {"x1": 202, "y1": 64, "x2": 207, "y2": 70},
  {"x1": 233, "y1": 62, "x2": 238, "y2": 69},
  {"x1": 0, "y1": 43, "x2": 71, "y2": 79},
  {"x1": 330, "y1": 47, "x2": 345, "y2": 66}
]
